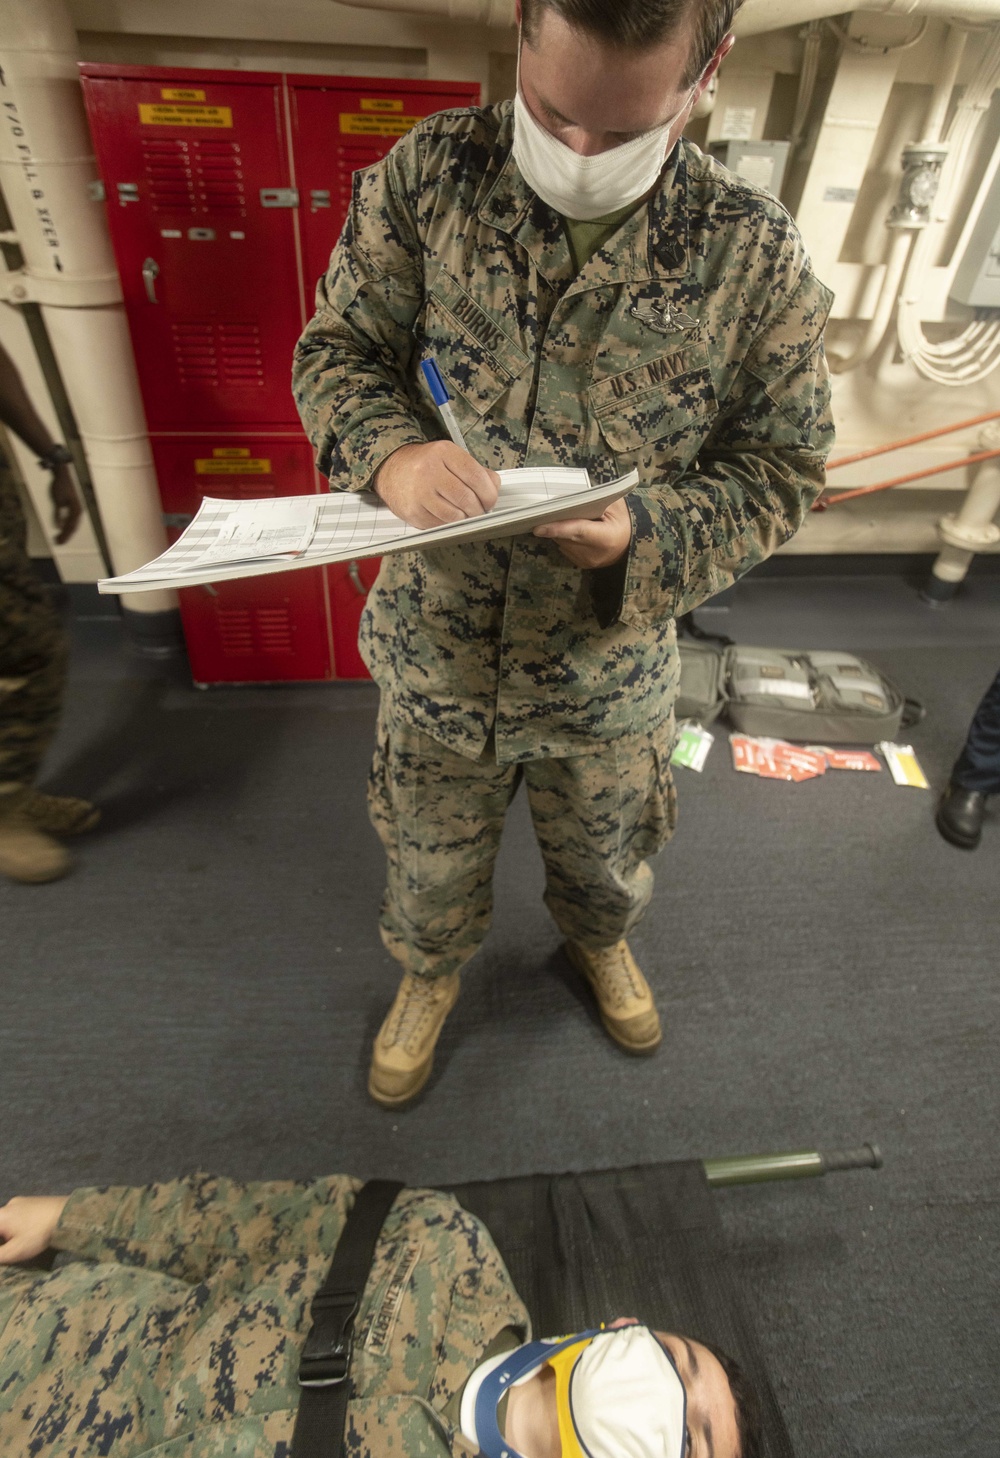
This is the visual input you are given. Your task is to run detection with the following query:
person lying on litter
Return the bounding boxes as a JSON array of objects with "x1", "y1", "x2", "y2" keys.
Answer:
[{"x1": 0, "y1": 1172, "x2": 761, "y2": 1457}]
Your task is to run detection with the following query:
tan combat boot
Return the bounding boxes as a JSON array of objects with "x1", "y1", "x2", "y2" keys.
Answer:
[
  {"x1": 0, "y1": 789, "x2": 72, "y2": 884},
  {"x1": 565, "y1": 939, "x2": 662, "y2": 1055},
  {"x1": 21, "y1": 790, "x2": 100, "y2": 836},
  {"x1": 368, "y1": 971, "x2": 461, "y2": 1108}
]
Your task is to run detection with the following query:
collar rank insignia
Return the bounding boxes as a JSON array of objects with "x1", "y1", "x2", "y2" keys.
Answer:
[{"x1": 630, "y1": 298, "x2": 696, "y2": 335}]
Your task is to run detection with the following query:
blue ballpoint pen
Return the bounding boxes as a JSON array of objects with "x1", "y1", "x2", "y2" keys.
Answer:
[{"x1": 420, "y1": 357, "x2": 470, "y2": 453}]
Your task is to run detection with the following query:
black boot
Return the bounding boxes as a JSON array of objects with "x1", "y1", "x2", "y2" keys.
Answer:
[{"x1": 935, "y1": 784, "x2": 987, "y2": 849}]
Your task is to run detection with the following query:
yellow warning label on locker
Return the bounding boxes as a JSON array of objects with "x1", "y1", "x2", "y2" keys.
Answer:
[
  {"x1": 138, "y1": 103, "x2": 233, "y2": 128},
  {"x1": 339, "y1": 113, "x2": 423, "y2": 136},
  {"x1": 360, "y1": 98, "x2": 404, "y2": 112},
  {"x1": 195, "y1": 458, "x2": 272, "y2": 475},
  {"x1": 161, "y1": 88, "x2": 206, "y2": 101},
  {"x1": 212, "y1": 447, "x2": 251, "y2": 458}
]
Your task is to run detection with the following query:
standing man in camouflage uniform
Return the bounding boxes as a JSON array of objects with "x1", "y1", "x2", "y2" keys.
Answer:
[
  {"x1": 294, "y1": 0, "x2": 834, "y2": 1107},
  {"x1": 0, "y1": 1174, "x2": 756, "y2": 1457},
  {"x1": 0, "y1": 342, "x2": 100, "y2": 884}
]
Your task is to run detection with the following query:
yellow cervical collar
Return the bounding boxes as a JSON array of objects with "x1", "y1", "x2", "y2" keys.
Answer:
[{"x1": 547, "y1": 1336, "x2": 599, "y2": 1458}]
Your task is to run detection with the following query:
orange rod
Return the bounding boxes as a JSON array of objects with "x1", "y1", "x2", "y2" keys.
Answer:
[
  {"x1": 827, "y1": 409, "x2": 1000, "y2": 470},
  {"x1": 814, "y1": 447, "x2": 1000, "y2": 509}
]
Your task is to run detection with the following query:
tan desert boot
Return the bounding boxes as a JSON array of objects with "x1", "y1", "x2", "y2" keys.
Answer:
[
  {"x1": 368, "y1": 971, "x2": 461, "y2": 1108},
  {"x1": 22, "y1": 790, "x2": 100, "y2": 836},
  {"x1": 0, "y1": 791, "x2": 72, "y2": 884},
  {"x1": 565, "y1": 939, "x2": 662, "y2": 1054}
]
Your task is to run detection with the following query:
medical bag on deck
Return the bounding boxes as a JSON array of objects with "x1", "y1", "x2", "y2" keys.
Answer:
[{"x1": 677, "y1": 641, "x2": 913, "y2": 744}]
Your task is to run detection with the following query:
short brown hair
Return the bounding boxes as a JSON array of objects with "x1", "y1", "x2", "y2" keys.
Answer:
[
  {"x1": 520, "y1": 0, "x2": 744, "y2": 86},
  {"x1": 699, "y1": 1340, "x2": 764, "y2": 1458}
]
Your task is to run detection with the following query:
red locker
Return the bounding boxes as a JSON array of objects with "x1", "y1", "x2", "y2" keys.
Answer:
[
  {"x1": 80, "y1": 65, "x2": 481, "y2": 683},
  {"x1": 290, "y1": 76, "x2": 480, "y2": 296},
  {"x1": 81, "y1": 69, "x2": 302, "y2": 429},
  {"x1": 153, "y1": 435, "x2": 334, "y2": 684}
]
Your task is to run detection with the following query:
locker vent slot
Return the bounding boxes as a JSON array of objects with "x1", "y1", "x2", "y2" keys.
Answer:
[
  {"x1": 216, "y1": 606, "x2": 295, "y2": 657},
  {"x1": 216, "y1": 607, "x2": 255, "y2": 657},
  {"x1": 192, "y1": 140, "x2": 246, "y2": 214},
  {"x1": 140, "y1": 139, "x2": 246, "y2": 215},
  {"x1": 218, "y1": 323, "x2": 264, "y2": 386},
  {"x1": 142, "y1": 139, "x2": 196, "y2": 213},
  {"x1": 171, "y1": 323, "x2": 264, "y2": 389},
  {"x1": 172, "y1": 323, "x2": 218, "y2": 383},
  {"x1": 256, "y1": 607, "x2": 295, "y2": 655}
]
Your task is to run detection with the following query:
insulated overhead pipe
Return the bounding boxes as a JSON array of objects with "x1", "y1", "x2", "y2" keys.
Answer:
[
  {"x1": 331, "y1": 0, "x2": 1000, "y2": 30},
  {"x1": 0, "y1": 0, "x2": 176, "y2": 639}
]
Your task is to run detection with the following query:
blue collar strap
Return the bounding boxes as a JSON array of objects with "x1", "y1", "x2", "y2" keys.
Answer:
[{"x1": 473, "y1": 1331, "x2": 605, "y2": 1458}]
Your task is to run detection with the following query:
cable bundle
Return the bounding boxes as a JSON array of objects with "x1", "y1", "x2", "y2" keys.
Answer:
[{"x1": 896, "y1": 25, "x2": 1000, "y2": 386}]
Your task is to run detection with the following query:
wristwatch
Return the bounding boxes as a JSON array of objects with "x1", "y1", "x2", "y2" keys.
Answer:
[{"x1": 36, "y1": 443, "x2": 74, "y2": 472}]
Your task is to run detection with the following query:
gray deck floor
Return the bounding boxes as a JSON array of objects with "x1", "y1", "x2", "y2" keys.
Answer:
[{"x1": 3, "y1": 566, "x2": 999, "y2": 1458}]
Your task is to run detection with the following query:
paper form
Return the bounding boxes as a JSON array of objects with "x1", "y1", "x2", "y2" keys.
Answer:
[{"x1": 98, "y1": 466, "x2": 639, "y2": 595}]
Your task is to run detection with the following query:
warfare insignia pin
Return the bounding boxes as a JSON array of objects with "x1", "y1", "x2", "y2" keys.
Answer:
[{"x1": 630, "y1": 298, "x2": 696, "y2": 335}]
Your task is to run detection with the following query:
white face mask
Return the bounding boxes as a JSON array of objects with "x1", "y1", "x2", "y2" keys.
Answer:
[{"x1": 512, "y1": 68, "x2": 693, "y2": 221}]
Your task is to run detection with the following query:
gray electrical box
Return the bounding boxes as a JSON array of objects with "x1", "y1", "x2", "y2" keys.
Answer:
[
  {"x1": 708, "y1": 139, "x2": 790, "y2": 199},
  {"x1": 950, "y1": 163, "x2": 1000, "y2": 308}
]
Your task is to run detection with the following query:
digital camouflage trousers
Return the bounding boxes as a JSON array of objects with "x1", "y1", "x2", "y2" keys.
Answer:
[
  {"x1": 367, "y1": 706, "x2": 678, "y2": 979},
  {"x1": 0, "y1": 461, "x2": 66, "y2": 797}
]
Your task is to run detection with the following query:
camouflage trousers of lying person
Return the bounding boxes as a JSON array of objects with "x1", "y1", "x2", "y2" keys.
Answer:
[
  {"x1": 367, "y1": 707, "x2": 679, "y2": 979},
  {"x1": 0, "y1": 461, "x2": 67, "y2": 798}
]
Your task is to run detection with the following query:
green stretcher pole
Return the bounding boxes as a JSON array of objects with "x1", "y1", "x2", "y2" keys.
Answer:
[{"x1": 702, "y1": 1143, "x2": 882, "y2": 1187}]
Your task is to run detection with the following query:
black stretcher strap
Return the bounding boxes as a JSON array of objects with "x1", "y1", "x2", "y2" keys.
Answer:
[{"x1": 292, "y1": 1178, "x2": 404, "y2": 1458}]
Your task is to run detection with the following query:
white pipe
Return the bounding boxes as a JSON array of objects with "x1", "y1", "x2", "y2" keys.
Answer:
[
  {"x1": 896, "y1": 24, "x2": 1000, "y2": 382},
  {"x1": 334, "y1": 0, "x2": 515, "y2": 21},
  {"x1": 931, "y1": 460, "x2": 1000, "y2": 582},
  {"x1": 828, "y1": 229, "x2": 914, "y2": 373},
  {"x1": 736, "y1": 0, "x2": 1000, "y2": 36},
  {"x1": 331, "y1": 0, "x2": 1000, "y2": 36},
  {"x1": 920, "y1": 25, "x2": 967, "y2": 144},
  {"x1": 0, "y1": 0, "x2": 173, "y2": 614},
  {"x1": 830, "y1": 23, "x2": 967, "y2": 373}
]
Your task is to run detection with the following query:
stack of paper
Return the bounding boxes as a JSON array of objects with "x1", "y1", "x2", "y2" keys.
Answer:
[{"x1": 98, "y1": 466, "x2": 639, "y2": 595}]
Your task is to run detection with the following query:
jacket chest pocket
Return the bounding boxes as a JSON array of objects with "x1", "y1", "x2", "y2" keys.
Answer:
[
  {"x1": 420, "y1": 272, "x2": 530, "y2": 419},
  {"x1": 590, "y1": 340, "x2": 717, "y2": 459}
]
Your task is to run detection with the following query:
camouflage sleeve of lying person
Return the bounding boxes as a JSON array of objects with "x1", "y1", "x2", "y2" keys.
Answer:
[
  {"x1": 610, "y1": 233, "x2": 835, "y2": 628},
  {"x1": 46, "y1": 1172, "x2": 364, "y2": 1282}
]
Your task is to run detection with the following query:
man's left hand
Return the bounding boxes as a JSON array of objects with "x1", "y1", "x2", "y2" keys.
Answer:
[
  {"x1": 50, "y1": 466, "x2": 83, "y2": 545},
  {"x1": 533, "y1": 497, "x2": 632, "y2": 569}
]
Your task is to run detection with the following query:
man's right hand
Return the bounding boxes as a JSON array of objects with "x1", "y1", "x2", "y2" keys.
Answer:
[
  {"x1": 0, "y1": 1195, "x2": 69, "y2": 1264},
  {"x1": 374, "y1": 441, "x2": 501, "y2": 530}
]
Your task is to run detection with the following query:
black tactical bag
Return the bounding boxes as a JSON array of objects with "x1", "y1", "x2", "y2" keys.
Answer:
[{"x1": 676, "y1": 639, "x2": 917, "y2": 744}]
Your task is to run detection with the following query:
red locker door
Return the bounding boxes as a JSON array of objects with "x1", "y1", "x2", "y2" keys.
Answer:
[
  {"x1": 290, "y1": 77, "x2": 481, "y2": 301},
  {"x1": 153, "y1": 436, "x2": 334, "y2": 684},
  {"x1": 81, "y1": 67, "x2": 303, "y2": 429},
  {"x1": 292, "y1": 77, "x2": 479, "y2": 681}
]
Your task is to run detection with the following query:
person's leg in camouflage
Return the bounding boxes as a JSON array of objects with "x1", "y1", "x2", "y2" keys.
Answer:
[
  {"x1": 524, "y1": 719, "x2": 677, "y2": 1054},
  {"x1": 366, "y1": 709, "x2": 520, "y2": 1106},
  {"x1": 0, "y1": 481, "x2": 77, "y2": 884}
]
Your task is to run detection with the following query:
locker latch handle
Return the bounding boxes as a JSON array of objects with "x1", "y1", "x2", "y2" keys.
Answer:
[
  {"x1": 142, "y1": 257, "x2": 160, "y2": 304},
  {"x1": 260, "y1": 188, "x2": 300, "y2": 208},
  {"x1": 348, "y1": 560, "x2": 369, "y2": 596}
]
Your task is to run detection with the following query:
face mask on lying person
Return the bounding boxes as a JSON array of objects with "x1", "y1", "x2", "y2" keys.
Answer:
[{"x1": 462, "y1": 1324, "x2": 696, "y2": 1458}]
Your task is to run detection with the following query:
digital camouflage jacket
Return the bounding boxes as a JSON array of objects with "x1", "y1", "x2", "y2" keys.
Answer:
[
  {"x1": 0, "y1": 1175, "x2": 529, "y2": 1457},
  {"x1": 293, "y1": 103, "x2": 835, "y2": 764}
]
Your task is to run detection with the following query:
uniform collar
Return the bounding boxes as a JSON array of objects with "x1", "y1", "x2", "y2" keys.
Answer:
[{"x1": 478, "y1": 101, "x2": 690, "y2": 291}]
